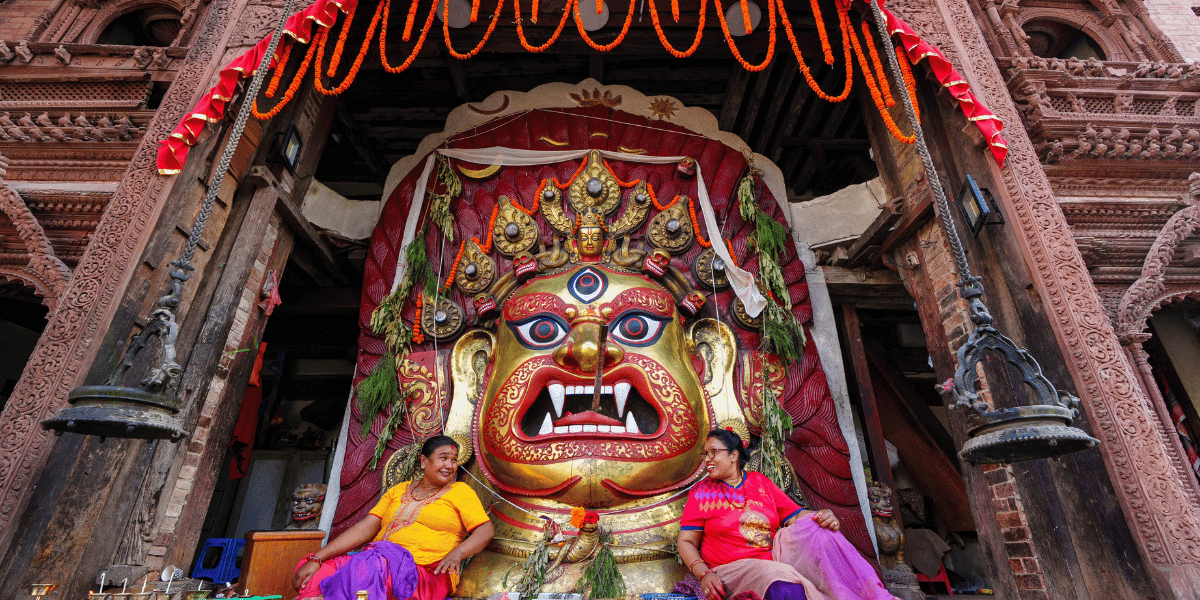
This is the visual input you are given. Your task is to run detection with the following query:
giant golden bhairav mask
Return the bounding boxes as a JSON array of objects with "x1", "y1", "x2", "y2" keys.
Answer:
[{"x1": 476, "y1": 264, "x2": 711, "y2": 506}]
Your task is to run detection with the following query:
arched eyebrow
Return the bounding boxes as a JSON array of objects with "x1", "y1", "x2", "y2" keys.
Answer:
[
  {"x1": 600, "y1": 288, "x2": 674, "y2": 318},
  {"x1": 503, "y1": 292, "x2": 569, "y2": 322}
]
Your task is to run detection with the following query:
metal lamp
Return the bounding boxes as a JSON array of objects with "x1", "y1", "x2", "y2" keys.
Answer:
[{"x1": 41, "y1": 0, "x2": 298, "y2": 441}]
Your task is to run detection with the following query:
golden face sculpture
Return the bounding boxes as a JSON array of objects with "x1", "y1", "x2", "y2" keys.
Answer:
[
  {"x1": 577, "y1": 227, "x2": 604, "y2": 260},
  {"x1": 474, "y1": 264, "x2": 712, "y2": 507}
]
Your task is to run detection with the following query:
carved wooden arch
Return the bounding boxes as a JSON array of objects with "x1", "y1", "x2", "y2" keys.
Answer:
[
  {"x1": 0, "y1": 270, "x2": 54, "y2": 304},
  {"x1": 0, "y1": 182, "x2": 71, "y2": 312},
  {"x1": 78, "y1": 0, "x2": 186, "y2": 45},
  {"x1": 1117, "y1": 173, "x2": 1200, "y2": 343},
  {"x1": 1017, "y1": 9, "x2": 1127, "y2": 61}
]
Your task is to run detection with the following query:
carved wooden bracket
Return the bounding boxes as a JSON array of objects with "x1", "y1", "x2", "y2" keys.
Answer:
[
  {"x1": 1117, "y1": 173, "x2": 1200, "y2": 343},
  {"x1": 0, "y1": 155, "x2": 71, "y2": 310}
]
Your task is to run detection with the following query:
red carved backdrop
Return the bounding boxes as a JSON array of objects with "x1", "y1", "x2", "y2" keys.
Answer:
[{"x1": 342, "y1": 105, "x2": 869, "y2": 554}]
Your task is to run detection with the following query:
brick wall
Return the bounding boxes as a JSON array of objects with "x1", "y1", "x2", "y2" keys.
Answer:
[
  {"x1": 1144, "y1": 0, "x2": 1200, "y2": 60},
  {"x1": 0, "y1": 0, "x2": 50, "y2": 42},
  {"x1": 916, "y1": 216, "x2": 1052, "y2": 600},
  {"x1": 142, "y1": 212, "x2": 284, "y2": 575}
]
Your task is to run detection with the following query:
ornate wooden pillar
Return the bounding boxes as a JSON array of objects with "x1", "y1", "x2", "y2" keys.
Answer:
[
  {"x1": 0, "y1": 0, "x2": 253, "y2": 555},
  {"x1": 922, "y1": 0, "x2": 1200, "y2": 592}
]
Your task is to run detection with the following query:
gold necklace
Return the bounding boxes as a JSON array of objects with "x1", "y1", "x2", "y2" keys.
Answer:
[{"x1": 409, "y1": 479, "x2": 437, "y2": 501}]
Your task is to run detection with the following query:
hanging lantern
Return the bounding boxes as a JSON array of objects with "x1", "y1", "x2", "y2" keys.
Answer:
[
  {"x1": 42, "y1": 0, "x2": 297, "y2": 442},
  {"x1": 949, "y1": 280, "x2": 1098, "y2": 464}
]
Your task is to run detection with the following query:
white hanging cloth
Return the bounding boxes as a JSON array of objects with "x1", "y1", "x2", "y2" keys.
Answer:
[{"x1": 388, "y1": 147, "x2": 767, "y2": 317}]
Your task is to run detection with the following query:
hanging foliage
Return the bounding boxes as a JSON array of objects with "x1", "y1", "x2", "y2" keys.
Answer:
[
  {"x1": 429, "y1": 155, "x2": 461, "y2": 241},
  {"x1": 357, "y1": 351, "x2": 401, "y2": 436},
  {"x1": 371, "y1": 402, "x2": 408, "y2": 469},
  {"x1": 506, "y1": 519, "x2": 556, "y2": 600},
  {"x1": 387, "y1": 439, "x2": 423, "y2": 482},
  {"x1": 757, "y1": 377, "x2": 794, "y2": 488},
  {"x1": 576, "y1": 530, "x2": 626, "y2": 600}
]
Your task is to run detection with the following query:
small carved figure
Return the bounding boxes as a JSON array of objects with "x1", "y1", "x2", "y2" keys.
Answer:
[
  {"x1": 115, "y1": 114, "x2": 138, "y2": 140},
  {"x1": 869, "y1": 482, "x2": 904, "y2": 569},
  {"x1": 53, "y1": 45, "x2": 71, "y2": 65},
  {"x1": 1150, "y1": 61, "x2": 1171, "y2": 77},
  {"x1": 0, "y1": 41, "x2": 14, "y2": 62},
  {"x1": 98, "y1": 114, "x2": 114, "y2": 128},
  {"x1": 151, "y1": 49, "x2": 170, "y2": 69},
  {"x1": 1110, "y1": 127, "x2": 1130, "y2": 157},
  {"x1": 1134, "y1": 60, "x2": 1153, "y2": 77},
  {"x1": 1074, "y1": 123, "x2": 1097, "y2": 156},
  {"x1": 1166, "y1": 63, "x2": 1184, "y2": 78},
  {"x1": 0, "y1": 113, "x2": 29, "y2": 141},
  {"x1": 1093, "y1": 127, "x2": 1112, "y2": 157},
  {"x1": 1044, "y1": 139, "x2": 1065, "y2": 163},
  {"x1": 14, "y1": 40, "x2": 32, "y2": 63},
  {"x1": 1187, "y1": 61, "x2": 1200, "y2": 76},
  {"x1": 1114, "y1": 93, "x2": 1133, "y2": 113},
  {"x1": 1015, "y1": 81, "x2": 1054, "y2": 120},
  {"x1": 132, "y1": 46, "x2": 153, "y2": 68},
  {"x1": 1180, "y1": 129, "x2": 1198, "y2": 157},
  {"x1": 1125, "y1": 133, "x2": 1143, "y2": 158},
  {"x1": 1163, "y1": 127, "x2": 1182, "y2": 156},
  {"x1": 1067, "y1": 93, "x2": 1088, "y2": 113},
  {"x1": 1084, "y1": 57, "x2": 1106, "y2": 77},
  {"x1": 1141, "y1": 126, "x2": 1162, "y2": 158},
  {"x1": 180, "y1": 2, "x2": 199, "y2": 29},
  {"x1": 57, "y1": 114, "x2": 72, "y2": 128},
  {"x1": 19, "y1": 113, "x2": 50, "y2": 141},
  {"x1": 35, "y1": 113, "x2": 54, "y2": 128},
  {"x1": 286, "y1": 483, "x2": 327, "y2": 529},
  {"x1": 1160, "y1": 96, "x2": 1179, "y2": 116}
]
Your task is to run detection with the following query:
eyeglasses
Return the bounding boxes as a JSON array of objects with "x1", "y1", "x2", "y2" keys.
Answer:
[{"x1": 701, "y1": 448, "x2": 732, "y2": 459}]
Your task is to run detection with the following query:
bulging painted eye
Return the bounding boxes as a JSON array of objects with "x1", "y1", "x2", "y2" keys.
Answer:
[
  {"x1": 510, "y1": 315, "x2": 569, "y2": 349},
  {"x1": 610, "y1": 312, "x2": 668, "y2": 347}
]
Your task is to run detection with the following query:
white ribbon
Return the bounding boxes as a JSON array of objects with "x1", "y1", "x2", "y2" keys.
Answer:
[{"x1": 388, "y1": 146, "x2": 767, "y2": 317}]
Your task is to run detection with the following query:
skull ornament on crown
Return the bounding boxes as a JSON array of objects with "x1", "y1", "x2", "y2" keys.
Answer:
[{"x1": 343, "y1": 102, "x2": 863, "y2": 596}]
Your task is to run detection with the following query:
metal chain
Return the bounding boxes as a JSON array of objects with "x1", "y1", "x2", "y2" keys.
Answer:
[
  {"x1": 180, "y1": 0, "x2": 298, "y2": 264},
  {"x1": 864, "y1": 0, "x2": 975, "y2": 288}
]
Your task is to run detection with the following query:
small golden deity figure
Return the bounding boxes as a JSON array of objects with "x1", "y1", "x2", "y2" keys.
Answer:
[{"x1": 569, "y1": 210, "x2": 610, "y2": 263}]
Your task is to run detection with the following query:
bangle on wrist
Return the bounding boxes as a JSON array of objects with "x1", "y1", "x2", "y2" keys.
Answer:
[{"x1": 304, "y1": 553, "x2": 323, "y2": 565}]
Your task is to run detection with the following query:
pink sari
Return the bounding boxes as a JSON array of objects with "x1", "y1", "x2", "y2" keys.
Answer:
[{"x1": 714, "y1": 518, "x2": 895, "y2": 600}]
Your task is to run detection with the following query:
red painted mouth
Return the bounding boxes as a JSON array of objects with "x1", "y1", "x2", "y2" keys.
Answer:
[{"x1": 512, "y1": 363, "x2": 665, "y2": 441}]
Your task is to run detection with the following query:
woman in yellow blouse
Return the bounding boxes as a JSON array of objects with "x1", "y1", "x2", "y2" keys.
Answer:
[{"x1": 293, "y1": 436, "x2": 494, "y2": 600}]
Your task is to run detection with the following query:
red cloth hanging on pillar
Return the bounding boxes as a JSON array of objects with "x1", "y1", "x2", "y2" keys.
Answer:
[{"x1": 230, "y1": 342, "x2": 269, "y2": 480}]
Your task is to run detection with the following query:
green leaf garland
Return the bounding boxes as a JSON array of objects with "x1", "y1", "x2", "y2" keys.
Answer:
[
  {"x1": 577, "y1": 530, "x2": 626, "y2": 600},
  {"x1": 357, "y1": 352, "x2": 400, "y2": 437}
]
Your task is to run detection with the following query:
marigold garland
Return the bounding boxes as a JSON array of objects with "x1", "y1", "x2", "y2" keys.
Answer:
[
  {"x1": 602, "y1": 159, "x2": 642, "y2": 188},
  {"x1": 861, "y1": 21, "x2": 893, "y2": 107},
  {"x1": 473, "y1": 204, "x2": 500, "y2": 253},
  {"x1": 714, "y1": 0, "x2": 776, "y2": 71},
  {"x1": 778, "y1": 1, "x2": 853, "y2": 102},
  {"x1": 412, "y1": 292, "x2": 425, "y2": 344},
  {"x1": 574, "y1": 0, "x2": 635, "y2": 52},
  {"x1": 326, "y1": 2, "x2": 358, "y2": 76},
  {"x1": 807, "y1": 0, "x2": 833, "y2": 64},
  {"x1": 403, "y1": 0, "x2": 421, "y2": 39},
  {"x1": 897, "y1": 46, "x2": 921, "y2": 121},
  {"x1": 848, "y1": 17, "x2": 913, "y2": 144},
  {"x1": 648, "y1": 0, "x2": 706, "y2": 58},
  {"x1": 688, "y1": 197, "x2": 712, "y2": 248},
  {"x1": 514, "y1": 0, "x2": 572, "y2": 52},
  {"x1": 444, "y1": 0, "x2": 505, "y2": 59},
  {"x1": 651, "y1": 189, "x2": 679, "y2": 211},
  {"x1": 253, "y1": 37, "x2": 318, "y2": 119},
  {"x1": 314, "y1": 0, "x2": 384, "y2": 95},
  {"x1": 266, "y1": 41, "x2": 294, "y2": 97},
  {"x1": 739, "y1": 0, "x2": 752, "y2": 34},
  {"x1": 381, "y1": 0, "x2": 439, "y2": 72},
  {"x1": 724, "y1": 238, "x2": 738, "y2": 266},
  {"x1": 443, "y1": 240, "x2": 467, "y2": 293}
]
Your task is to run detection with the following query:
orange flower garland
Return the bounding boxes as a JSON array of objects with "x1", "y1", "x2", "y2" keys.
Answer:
[
  {"x1": 514, "y1": 0, "x2": 573, "y2": 52},
  {"x1": 265, "y1": 42, "x2": 294, "y2": 97},
  {"x1": 402, "y1": 0, "x2": 421, "y2": 39},
  {"x1": 253, "y1": 37, "x2": 318, "y2": 119},
  {"x1": 778, "y1": 1, "x2": 853, "y2": 102},
  {"x1": 688, "y1": 197, "x2": 712, "y2": 248},
  {"x1": 314, "y1": 0, "x2": 384, "y2": 95},
  {"x1": 861, "y1": 22, "x2": 893, "y2": 107},
  {"x1": 444, "y1": 0, "x2": 505, "y2": 59},
  {"x1": 381, "y1": 0, "x2": 439, "y2": 72},
  {"x1": 848, "y1": 17, "x2": 913, "y2": 143},
  {"x1": 648, "y1": 0, "x2": 706, "y2": 58},
  {"x1": 326, "y1": 2, "x2": 358, "y2": 76},
  {"x1": 651, "y1": 190, "x2": 679, "y2": 211},
  {"x1": 807, "y1": 0, "x2": 833, "y2": 64},
  {"x1": 896, "y1": 46, "x2": 921, "y2": 121},
  {"x1": 602, "y1": 159, "x2": 642, "y2": 188},
  {"x1": 724, "y1": 238, "x2": 738, "y2": 266},
  {"x1": 714, "y1": 0, "x2": 776, "y2": 72},
  {"x1": 574, "y1": 0, "x2": 635, "y2": 52},
  {"x1": 443, "y1": 239, "x2": 467, "y2": 292},
  {"x1": 473, "y1": 204, "x2": 500, "y2": 253},
  {"x1": 413, "y1": 293, "x2": 425, "y2": 344}
]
